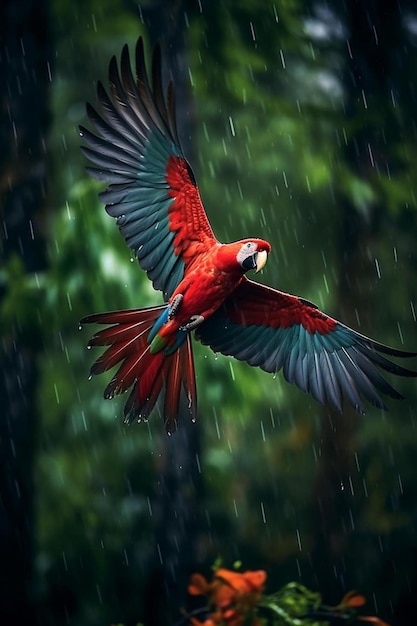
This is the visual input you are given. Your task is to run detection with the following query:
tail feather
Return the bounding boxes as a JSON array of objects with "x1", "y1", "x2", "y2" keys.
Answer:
[
  {"x1": 163, "y1": 349, "x2": 182, "y2": 432},
  {"x1": 90, "y1": 325, "x2": 149, "y2": 375},
  {"x1": 104, "y1": 345, "x2": 152, "y2": 398},
  {"x1": 81, "y1": 305, "x2": 165, "y2": 325},
  {"x1": 124, "y1": 349, "x2": 165, "y2": 423},
  {"x1": 83, "y1": 305, "x2": 197, "y2": 430},
  {"x1": 88, "y1": 320, "x2": 151, "y2": 347}
]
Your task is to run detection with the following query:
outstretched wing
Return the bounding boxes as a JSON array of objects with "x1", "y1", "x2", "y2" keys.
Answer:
[
  {"x1": 80, "y1": 37, "x2": 216, "y2": 300},
  {"x1": 196, "y1": 278, "x2": 417, "y2": 413}
]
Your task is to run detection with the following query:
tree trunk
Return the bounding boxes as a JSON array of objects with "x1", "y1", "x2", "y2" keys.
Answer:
[
  {"x1": 138, "y1": 4, "x2": 204, "y2": 625},
  {"x1": 0, "y1": 0, "x2": 51, "y2": 622}
]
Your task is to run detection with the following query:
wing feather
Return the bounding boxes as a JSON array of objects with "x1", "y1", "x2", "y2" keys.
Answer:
[
  {"x1": 81, "y1": 37, "x2": 216, "y2": 299},
  {"x1": 196, "y1": 277, "x2": 417, "y2": 413}
]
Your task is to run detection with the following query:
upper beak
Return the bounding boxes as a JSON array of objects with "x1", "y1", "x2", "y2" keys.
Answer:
[{"x1": 255, "y1": 249, "x2": 268, "y2": 273}]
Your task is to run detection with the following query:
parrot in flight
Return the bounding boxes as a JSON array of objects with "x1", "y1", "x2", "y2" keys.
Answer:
[{"x1": 80, "y1": 37, "x2": 416, "y2": 433}]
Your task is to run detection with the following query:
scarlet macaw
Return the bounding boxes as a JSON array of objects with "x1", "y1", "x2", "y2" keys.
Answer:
[{"x1": 80, "y1": 38, "x2": 416, "y2": 433}]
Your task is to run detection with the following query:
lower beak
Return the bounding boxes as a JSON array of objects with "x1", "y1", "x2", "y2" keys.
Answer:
[{"x1": 255, "y1": 249, "x2": 268, "y2": 273}]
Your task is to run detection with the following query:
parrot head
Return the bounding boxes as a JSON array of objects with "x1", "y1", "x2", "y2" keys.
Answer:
[
  {"x1": 237, "y1": 239, "x2": 271, "y2": 274},
  {"x1": 215, "y1": 238, "x2": 270, "y2": 275}
]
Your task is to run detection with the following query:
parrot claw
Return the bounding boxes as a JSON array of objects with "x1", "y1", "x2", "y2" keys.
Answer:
[
  {"x1": 180, "y1": 315, "x2": 205, "y2": 332},
  {"x1": 168, "y1": 293, "x2": 183, "y2": 319}
]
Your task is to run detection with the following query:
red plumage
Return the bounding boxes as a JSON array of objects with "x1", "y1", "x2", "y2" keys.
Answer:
[
  {"x1": 82, "y1": 306, "x2": 196, "y2": 432},
  {"x1": 80, "y1": 37, "x2": 417, "y2": 431}
]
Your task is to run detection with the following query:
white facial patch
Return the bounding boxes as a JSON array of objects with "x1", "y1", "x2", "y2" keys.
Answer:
[{"x1": 237, "y1": 241, "x2": 257, "y2": 266}]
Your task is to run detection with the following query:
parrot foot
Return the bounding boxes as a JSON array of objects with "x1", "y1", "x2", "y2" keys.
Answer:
[
  {"x1": 168, "y1": 293, "x2": 183, "y2": 319},
  {"x1": 180, "y1": 315, "x2": 205, "y2": 332}
]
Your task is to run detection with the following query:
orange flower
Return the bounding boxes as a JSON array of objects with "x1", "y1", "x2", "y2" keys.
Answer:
[
  {"x1": 188, "y1": 573, "x2": 211, "y2": 597},
  {"x1": 215, "y1": 569, "x2": 266, "y2": 595},
  {"x1": 335, "y1": 590, "x2": 391, "y2": 626},
  {"x1": 188, "y1": 568, "x2": 266, "y2": 626},
  {"x1": 340, "y1": 590, "x2": 366, "y2": 608}
]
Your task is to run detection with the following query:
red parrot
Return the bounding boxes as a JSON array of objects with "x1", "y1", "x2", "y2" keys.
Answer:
[{"x1": 80, "y1": 37, "x2": 416, "y2": 433}]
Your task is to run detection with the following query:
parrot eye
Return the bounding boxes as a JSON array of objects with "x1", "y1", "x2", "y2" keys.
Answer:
[{"x1": 237, "y1": 241, "x2": 258, "y2": 268}]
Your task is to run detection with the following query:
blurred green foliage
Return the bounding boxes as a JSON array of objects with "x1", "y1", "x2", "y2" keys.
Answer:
[{"x1": 2, "y1": 0, "x2": 417, "y2": 624}]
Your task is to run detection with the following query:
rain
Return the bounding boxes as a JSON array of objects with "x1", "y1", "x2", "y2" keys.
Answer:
[{"x1": 1, "y1": 1, "x2": 417, "y2": 626}]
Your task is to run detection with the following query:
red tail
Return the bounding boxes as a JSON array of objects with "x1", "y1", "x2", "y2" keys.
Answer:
[{"x1": 81, "y1": 306, "x2": 197, "y2": 432}]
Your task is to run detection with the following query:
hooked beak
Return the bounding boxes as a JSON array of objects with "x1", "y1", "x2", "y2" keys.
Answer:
[{"x1": 255, "y1": 249, "x2": 268, "y2": 273}]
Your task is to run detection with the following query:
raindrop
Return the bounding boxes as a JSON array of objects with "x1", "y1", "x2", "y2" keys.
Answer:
[
  {"x1": 130, "y1": 256, "x2": 135, "y2": 262},
  {"x1": 397, "y1": 321, "x2": 404, "y2": 344},
  {"x1": 88, "y1": 375, "x2": 93, "y2": 381},
  {"x1": 354, "y1": 452, "x2": 360, "y2": 472},
  {"x1": 147, "y1": 497, "x2": 153, "y2": 516},
  {"x1": 323, "y1": 273, "x2": 329, "y2": 294},
  {"x1": 361, "y1": 89, "x2": 368, "y2": 109},
  {"x1": 346, "y1": 39, "x2": 353, "y2": 59},
  {"x1": 96, "y1": 584, "x2": 103, "y2": 605},
  {"x1": 397, "y1": 474, "x2": 403, "y2": 494},
  {"x1": 362, "y1": 478, "x2": 368, "y2": 497},
  {"x1": 87, "y1": 345, "x2": 91, "y2": 350},
  {"x1": 410, "y1": 300, "x2": 416, "y2": 322},
  {"x1": 78, "y1": 324, "x2": 83, "y2": 331},
  {"x1": 195, "y1": 453, "x2": 201, "y2": 473},
  {"x1": 368, "y1": 143, "x2": 375, "y2": 167},
  {"x1": 54, "y1": 384, "x2": 60, "y2": 404}
]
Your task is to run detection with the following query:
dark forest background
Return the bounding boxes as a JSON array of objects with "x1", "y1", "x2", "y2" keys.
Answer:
[{"x1": 1, "y1": 0, "x2": 417, "y2": 625}]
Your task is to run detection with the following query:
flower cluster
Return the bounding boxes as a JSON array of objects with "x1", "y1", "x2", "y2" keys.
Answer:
[{"x1": 187, "y1": 568, "x2": 390, "y2": 626}]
